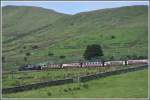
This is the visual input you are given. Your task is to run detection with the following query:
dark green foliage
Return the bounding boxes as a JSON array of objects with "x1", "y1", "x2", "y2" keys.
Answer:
[
  {"x1": 109, "y1": 56, "x2": 114, "y2": 60},
  {"x1": 68, "y1": 87, "x2": 72, "y2": 91},
  {"x1": 126, "y1": 55, "x2": 132, "y2": 59},
  {"x1": 47, "y1": 92, "x2": 52, "y2": 96},
  {"x1": 64, "y1": 89, "x2": 68, "y2": 92},
  {"x1": 60, "y1": 55, "x2": 66, "y2": 59},
  {"x1": 24, "y1": 57, "x2": 27, "y2": 62},
  {"x1": 82, "y1": 84, "x2": 89, "y2": 89},
  {"x1": 83, "y1": 44, "x2": 103, "y2": 60},
  {"x1": 2, "y1": 56, "x2": 6, "y2": 63},
  {"x1": 137, "y1": 56, "x2": 147, "y2": 59},
  {"x1": 26, "y1": 52, "x2": 31, "y2": 56},
  {"x1": 111, "y1": 35, "x2": 115, "y2": 39},
  {"x1": 23, "y1": 46, "x2": 26, "y2": 49},
  {"x1": 73, "y1": 87, "x2": 80, "y2": 90},
  {"x1": 48, "y1": 52, "x2": 54, "y2": 56},
  {"x1": 32, "y1": 45, "x2": 39, "y2": 49}
]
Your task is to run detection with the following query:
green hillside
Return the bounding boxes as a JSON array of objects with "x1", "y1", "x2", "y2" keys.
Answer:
[{"x1": 2, "y1": 5, "x2": 148, "y2": 71}]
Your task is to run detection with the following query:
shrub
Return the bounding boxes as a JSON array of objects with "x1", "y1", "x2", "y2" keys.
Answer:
[
  {"x1": 111, "y1": 35, "x2": 115, "y2": 39},
  {"x1": 109, "y1": 56, "x2": 114, "y2": 60},
  {"x1": 60, "y1": 55, "x2": 66, "y2": 59},
  {"x1": 23, "y1": 46, "x2": 26, "y2": 49},
  {"x1": 32, "y1": 45, "x2": 39, "y2": 49},
  {"x1": 68, "y1": 87, "x2": 72, "y2": 91},
  {"x1": 48, "y1": 52, "x2": 54, "y2": 56},
  {"x1": 126, "y1": 55, "x2": 131, "y2": 59},
  {"x1": 131, "y1": 54, "x2": 138, "y2": 59},
  {"x1": 26, "y1": 52, "x2": 31, "y2": 56},
  {"x1": 137, "y1": 55, "x2": 147, "y2": 59},
  {"x1": 73, "y1": 87, "x2": 80, "y2": 90},
  {"x1": 82, "y1": 84, "x2": 89, "y2": 89},
  {"x1": 24, "y1": 57, "x2": 27, "y2": 62},
  {"x1": 47, "y1": 92, "x2": 52, "y2": 96},
  {"x1": 64, "y1": 89, "x2": 68, "y2": 92},
  {"x1": 2, "y1": 56, "x2": 6, "y2": 63}
]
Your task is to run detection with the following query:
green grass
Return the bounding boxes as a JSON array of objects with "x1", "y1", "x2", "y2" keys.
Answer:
[
  {"x1": 3, "y1": 65, "x2": 128, "y2": 88},
  {"x1": 2, "y1": 5, "x2": 148, "y2": 71},
  {"x1": 3, "y1": 69, "x2": 148, "y2": 98}
]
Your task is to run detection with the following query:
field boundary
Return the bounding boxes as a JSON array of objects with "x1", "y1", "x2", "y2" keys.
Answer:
[
  {"x1": 79, "y1": 65, "x2": 148, "y2": 82},
  {"x1": 2, "y1": 78, "x2": 73, "y2": 94},
  {"x1": 2, "y1": 65, "x2": 148, "y2": 94}
]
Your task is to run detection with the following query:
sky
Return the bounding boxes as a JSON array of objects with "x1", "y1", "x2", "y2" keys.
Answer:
[{"x1": 1, "y1": 1, "x2": 149, "y2": 15}]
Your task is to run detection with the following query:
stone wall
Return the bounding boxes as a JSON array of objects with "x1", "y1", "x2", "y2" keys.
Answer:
[
  {"x1": 2, "y1": 78, "x2": 73, "y2": 94},
  {"x1": 79, "y1": 65, "x2": 148, "y2": 82}
]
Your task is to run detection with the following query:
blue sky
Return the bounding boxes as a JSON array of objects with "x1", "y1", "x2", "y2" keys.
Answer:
[{"x1": 1, "y1": 1, "x2": 149, "y2": 14}]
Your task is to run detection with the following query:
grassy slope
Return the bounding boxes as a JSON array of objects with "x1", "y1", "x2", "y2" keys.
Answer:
[
  {"x1": 2, "y1": 67, "x2": 106, "y2": 88},
  {"x1": 3, "y1": 65, "x2": 131, "y2": 88},
  {"x1": 2, "y1": 5, "x2": 148, "y2": 70},
  {"x1": 3, "y1": 69, "x2": 148, "y2": 98}
]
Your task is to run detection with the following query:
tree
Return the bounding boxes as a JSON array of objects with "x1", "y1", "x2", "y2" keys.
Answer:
[{"x1": 83, "y1": 44, "x2": 103, "y2": 60}]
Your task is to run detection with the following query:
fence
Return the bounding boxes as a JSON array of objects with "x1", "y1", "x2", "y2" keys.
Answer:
[
  {"x1": 2, "y1": 65, "x2": 148, "y2": 94},
  {"x1": 2, "y1": 78, "x2": 73, "y2": 94},
  {"x1": 79, "y1": 65, "x2": 148, "y2": 82}
]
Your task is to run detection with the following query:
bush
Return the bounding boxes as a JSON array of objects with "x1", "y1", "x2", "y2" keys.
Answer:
[
  {"x1": 24, "y1": 57, "x2": 27, "y2": 62},
  {"x1": 32, "y1": 45, "x2": 39, "y2": 49},
  {"x1": 48, "y1": 52, "x2": 54, "y2": 56},
  {"x1": 23, "y1": 46, "x2": 26, "y2": 49},
  {"x1": 109, "y1": 56, "x2": 114, "y2": 60},
  {"x1": 73, "y1": 87, "x2": 80, "y2": 90},
  {"x1": 111, "y1": 35, "x2": 115, "y2": 39},
  {"x1": 82, "y1": 84, "x2": 89, "y2": 89},
  {"x1": 60, "y1": 55, "x2": 66, "y2": 59},
  {"x1": 47, "y1": 92, "x2": 52, "y2": 96},
  {"x1": 2, "y1": 56, "x2": 6, "y2": 63},
  {"x1": 131, "y1": 55, "x2": 138, "y2": 59},
  {"x1": 68, "y1": 87, "x2": 72, "y2": 91},
  {"x1": 64, "y1": 89, "x2": 68, "y2": 92},
  {"x1": 26, "y1": 52, "x2": 31, "y2": 56},
  {"x1": 126, "y1": 55, "x2": 131, "y2": 59},
  {"x1": 137, "y1": 55, "x2": 147, "y2": 59}
]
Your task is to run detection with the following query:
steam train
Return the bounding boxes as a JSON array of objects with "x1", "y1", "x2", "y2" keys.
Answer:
[{"x1": 19, "y1": 59, "x2": 148, "y2": 71}]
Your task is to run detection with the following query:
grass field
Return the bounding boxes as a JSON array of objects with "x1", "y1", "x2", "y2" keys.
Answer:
[
  {"x1": 3, "y1": 66, "x2": 122, "y2": 88},
  {"x1": 3, "y1": 69, "x2": 148, "y2": 98}
]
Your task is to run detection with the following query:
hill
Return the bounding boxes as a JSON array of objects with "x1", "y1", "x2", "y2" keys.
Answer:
[{"x1": 2, "y1": 5, "x2": 148, "y2": 70}]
